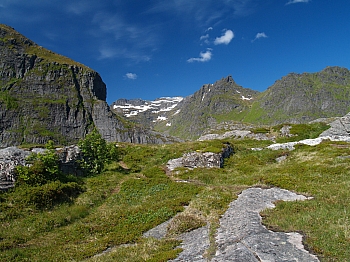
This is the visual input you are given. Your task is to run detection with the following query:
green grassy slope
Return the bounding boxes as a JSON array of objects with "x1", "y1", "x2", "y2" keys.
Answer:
[{"x1": 1, "y1": 123, "x2": 349, "y2": 261}]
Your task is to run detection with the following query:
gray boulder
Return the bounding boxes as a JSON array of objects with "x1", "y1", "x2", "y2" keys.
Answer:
[
  {"x1": 319, "y1": 112, "x2": 350, "y2": 137},
  {"x1": 0, "y1": 147, "x2": 30, "y2": 190},
  {"x1": 0, "y1": 145, "x2": 83, "y2": 190},
  {"x1": 167, "y1": 143, "x2": 233, "y2": 171}
]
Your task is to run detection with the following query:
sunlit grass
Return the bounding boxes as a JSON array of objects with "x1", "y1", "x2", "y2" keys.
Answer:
[{"x1": 1, "y1": 136, "x2": 350, "y2": 261}]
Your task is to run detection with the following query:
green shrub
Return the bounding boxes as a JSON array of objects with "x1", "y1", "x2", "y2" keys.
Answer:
[
  {"x1": 16, "y1": 141, "x2": 60, "y2": 186},
  {"x1": 78, "y1": 129, "x2": 110, "y2": 175},
  {"x1": 22, "y1": 181, "x2": 84, "y2": 209}
]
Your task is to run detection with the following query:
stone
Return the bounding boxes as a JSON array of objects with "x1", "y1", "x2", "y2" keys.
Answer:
[
  {"x1": 166, "y1": 143, "x2": 234, "y2": 171},
  {"x1": 0, "y1": 147, "x2": 30, "y2": 190},
  {"x1": 319, "y1": 112, "x2": 350, "y2": 137},
  {"x1": 212, "y1": 187, "x2": 319, "y2": 261},
  {"x1": 162, "y1": 188, "x2": 318, "y2": 261},
  {"x1": 0, "y1": 145, "x2": 85, "y2": 190}
]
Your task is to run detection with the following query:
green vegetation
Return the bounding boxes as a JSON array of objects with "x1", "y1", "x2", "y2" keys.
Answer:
[
  {"x1": 1, "y1": 123, "x2": 350, "y2": 261},
  {"x1": 78, "y1": 129, "x2": 113, "y2": 176},
  {"x1": 0, "y1": 90, "x2": 18, "y2": 110},
  {"x1": 275, "y1": 122, "x2": 330, "y2": 143},
  {"x1": 26, "y1": 45, "x2": 89, "y2": 69}
]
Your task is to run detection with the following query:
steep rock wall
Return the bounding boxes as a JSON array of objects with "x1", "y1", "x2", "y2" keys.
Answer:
[{"x1": 0, "y1": 24, "x2": 171, "y2": 146}]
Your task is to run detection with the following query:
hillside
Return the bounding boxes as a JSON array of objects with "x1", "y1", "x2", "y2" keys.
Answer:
[
  {"x1": 244, "y1": 66, "x2": 350, "y2": 124},
  {"x1": 1, "y1": 124, "x2": 350, "y2": 261},
  {"x1": 113, "y1": 67, "x2": 350, "y2": 140},
  {"x1": 111, "y1": 97, "x2": 184, "y2": 128},
  {"x1": 0, "y1": 24, "x2": 175, "y2": 146}
]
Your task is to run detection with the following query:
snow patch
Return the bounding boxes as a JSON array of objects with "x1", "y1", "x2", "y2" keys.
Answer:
[
  {"x1": 241, "y1": 95, "x2": 252, "y2": 100},
  {"x1": 113, "y1": 97, "x2": 183, "y2": 117}
]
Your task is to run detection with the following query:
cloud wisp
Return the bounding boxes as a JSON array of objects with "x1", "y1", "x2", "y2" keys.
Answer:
[
  {"x1": 214, "y1": 30, "x2": 234, "y2": 45},
  {"x1": 252, "y1": 32, "x2": 268, "y2": 42},
  {"x1": 125, "y1": 73, "x2": 138, "y2": 80},
  {"x1": 92, "y1": 12, "x2": 158, "y2": 62},
  {"x1": 187, "y1": 48, "x2": 213, "y2": 63},
  {"x1": 286, "y1": 0, "x2": 310, "y2": 5}
]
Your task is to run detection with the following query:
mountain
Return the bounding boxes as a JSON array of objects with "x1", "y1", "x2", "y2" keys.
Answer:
[
  {"x1": 243, "y1": 66, "x2": 350, "y2": 124},
  {"x1": 111, "y1": 97, "x2": 184, "y2": 128},
  {"x1": 159, "y1": 76, "x2": 259, "y2": 138},
  {"x1": 0, "y1": 24, "x2": 175, "y2": 146},
  {"x1": 113, "y1": 67, "x2": 350, "y2": 140}
]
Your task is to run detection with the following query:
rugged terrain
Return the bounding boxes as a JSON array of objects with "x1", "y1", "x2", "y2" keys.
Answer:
[
  {"x1": 0, "y1": 24, "x2": 175, "y2": 147},
  {"x1": 113, "y1": 67, "x2": 350, "y2": 140},
  {"x1": 1, "y1": 121, "x2": 350, "y2": 261}
]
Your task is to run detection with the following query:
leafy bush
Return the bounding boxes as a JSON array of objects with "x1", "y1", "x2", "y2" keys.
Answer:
[
  {"x1": 19, "y1": 181, "x2": 84, "y2": 209},
  {"x1": 16, "y1": 141, "x2": 60, "y2": 186},
  {"x1": 13, "y1": 141, "x2": 84, "y2": 210},
  {"x1": 78, "y1": 129, "x2": 111, "y2": 175}
]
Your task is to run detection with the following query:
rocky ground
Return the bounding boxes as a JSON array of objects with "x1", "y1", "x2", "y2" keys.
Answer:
[{"x1": 144, "y1": 187, "x2": 319, "y2": 262}]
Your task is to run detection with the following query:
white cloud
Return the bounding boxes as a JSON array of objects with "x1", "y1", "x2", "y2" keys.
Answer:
[
  {"x1": 206, "y1": 27, "x2": 213, "y2": 32},
  {"x1": 125, "y1": 73, "x2": 138, "y2": 80},
  {"x1": 187, "y1": 48, "x2": 213, "y2": 63},
  {"x1": 214, "y1": 30, "x2": 234, "y2": 45},
  {"x1": 286, "y1": 0, "x2": 310, "y2": 5},
  {"x1": 98, "y1": 46, "x2": 119, "y2": 59},
  {"x1": 252, "y1": 32, "x2": 268, "y2": 42},
  {"x1": 200, "y1": 34, "x2": 209, "y2": 41},
  {"x1": 92, "y1": 12, "x2": 158, "y2": 62}
]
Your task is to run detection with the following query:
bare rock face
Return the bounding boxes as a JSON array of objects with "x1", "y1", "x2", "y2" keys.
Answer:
[
  {"x1": 0, "y1": 24, "x2": 174, "y2": 146},
  {"x1": 319, "y1": 112, "x2": 350, "y2": 137},
  {"x1": 167, "y1": 143, "x2": 234, "y2": 171},
  {"x1": 0, "y1": 147, "x2": 30, "y2": 190}
]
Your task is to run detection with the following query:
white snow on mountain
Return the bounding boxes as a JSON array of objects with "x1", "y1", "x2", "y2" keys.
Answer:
[
  {"x1": 241, "y1": 95, "x2": 253, "y2": 100},
  {"x1": 113, "y1": 97, "x2": 183, "y2": 118}
]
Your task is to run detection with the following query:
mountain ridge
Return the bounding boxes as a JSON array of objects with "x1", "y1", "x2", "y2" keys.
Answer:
[{"x1": 113, "y1": 67, "x2": 350, "y2": 139}]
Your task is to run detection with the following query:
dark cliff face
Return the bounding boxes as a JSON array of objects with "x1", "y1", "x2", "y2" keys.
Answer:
[{"x1": 0, "y1": 24, "x2": 172, "y2": 146}]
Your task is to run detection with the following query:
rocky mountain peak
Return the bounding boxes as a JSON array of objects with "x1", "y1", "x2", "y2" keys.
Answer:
[{"x1": 0, "y1": 24, "x2": 177, "y2": 146}]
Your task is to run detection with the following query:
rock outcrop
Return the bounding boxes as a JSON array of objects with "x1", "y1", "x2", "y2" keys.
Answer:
[
  {"x1": 213, "y1": 188, "x2": 319, "y2": 261},
  {"x1": 167, "y1": 143, "x2": 234, "y2": 171},
  {"x1": 319, "y1": 112, "x2": 350, "y2": 137},
  {"x1": 0, "y1": 24, "x2": 175, "y2": 146},
  {"x1": 0, "y1": 147, "x2": 30, "y2": 190},
  {"x1": 0, "y1": 145, "x2": 85, "y2": 190},
  {"x1": 144, "y1": 188, "x2": 319, "y2": 262}
]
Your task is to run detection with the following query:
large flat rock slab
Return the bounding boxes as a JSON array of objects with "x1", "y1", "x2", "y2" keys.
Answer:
[{"x1": 212, "y1": 187, "x2": 319, "y2": 262}]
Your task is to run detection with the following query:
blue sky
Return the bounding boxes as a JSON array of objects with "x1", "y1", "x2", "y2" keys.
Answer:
[{"x1": 1, "y1": 0, "x2": 350, "y2": 104}]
